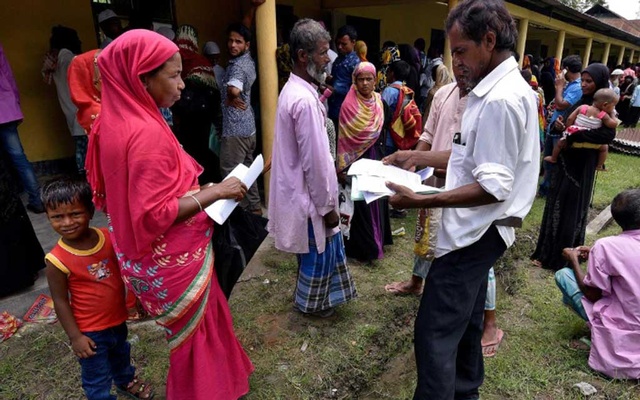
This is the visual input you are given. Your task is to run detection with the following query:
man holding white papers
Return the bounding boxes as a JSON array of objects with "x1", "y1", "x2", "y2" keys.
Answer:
[
  {"x1": 383, "y1": 61, "x2": 504, "y2": 358},
  {"x1": 384, "y1": 1, "x2": 539, "y2": 398},
  {"x1": 268, "y1": 19, "x2": 357, "y2": 318}
]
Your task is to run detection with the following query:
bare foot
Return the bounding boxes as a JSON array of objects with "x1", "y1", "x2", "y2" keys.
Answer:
[
  {"x1": 384, "y1": 280, "x2": 423, "y2": 296},
  {"x1": 531, "y1": 259, "x2": 543, "y2": 268},
  {"x1": 543, "y1": 155, "x2": 557, "y2": 164}
]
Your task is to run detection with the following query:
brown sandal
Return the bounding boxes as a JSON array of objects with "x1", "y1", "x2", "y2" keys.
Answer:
[{"x1": 116, "y1": 376, "x2": 154, "y2": 399}]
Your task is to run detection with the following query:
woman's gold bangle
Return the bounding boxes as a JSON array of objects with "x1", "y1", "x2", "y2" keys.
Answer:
[{"x1": 190, "y1": 195, "x2": 203, "y2": 212}]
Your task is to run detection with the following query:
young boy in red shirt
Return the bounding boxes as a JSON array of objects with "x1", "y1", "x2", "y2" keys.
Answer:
[{"x1": 42, "y1": 178, "x2": 153, "y2": 400}]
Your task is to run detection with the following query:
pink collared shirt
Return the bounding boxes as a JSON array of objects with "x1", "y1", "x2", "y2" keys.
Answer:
[
  {"x1": 419, "y1": 82, "x2": 468, "y2": 188},
  {"x1": 268, "y1": 73, "x2": 339, "y2": 254},
  {"x1": 420, "y1": 82, "x2": 467, "y2": 153},
  {"x1": 582, "y1": 229, "x2": 640, "y2": 379},
  {"x1": 0, "y1": 44, "x2": 24, "y2": 125}
]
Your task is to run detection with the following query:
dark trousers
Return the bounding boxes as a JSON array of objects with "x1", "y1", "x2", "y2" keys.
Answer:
[
  {"x1": 628, "y1": 106, "x2": 640, "y2": 127},
  {"x1": 78, "y1": 323, "x2": 135, "y2": 400},
  {"x1": 413, "y1": 226, "x2": 506, "y2": 400}
]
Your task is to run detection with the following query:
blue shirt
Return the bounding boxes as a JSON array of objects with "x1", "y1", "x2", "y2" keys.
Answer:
[
  {"x1": 221, "y1": 51, "x2": 256, "y2": 137},
  {"x1": 548, "y1": 78, "x2": 582, "y2": 135},
  {"x1": 328, "y1": 51, "x2": 360, "y2": 120},
  {"x1": 631, "y1": 85, "x2": 640, "y2": 107},
  {"x1": 381, "y1": 81, "x2": 403, "y2": 150}
]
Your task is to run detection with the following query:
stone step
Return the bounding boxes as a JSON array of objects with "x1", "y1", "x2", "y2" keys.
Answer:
[{"x1": 0, "y1": 272, "x2": 51, "y2": 318}]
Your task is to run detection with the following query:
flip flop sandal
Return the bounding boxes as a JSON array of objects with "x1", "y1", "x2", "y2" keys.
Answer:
[
  {"x1": 384, "y1": 282, "x2": 423, "y2": 296},
  {"x1": 116, "y1": 376, "x2": 154, "y2": 399},
  {"x1": 482, "y1": 329, "x2": 504, "y2": 358}
]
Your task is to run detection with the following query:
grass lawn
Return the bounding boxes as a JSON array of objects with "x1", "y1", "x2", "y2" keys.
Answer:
[{"x1": 1, "y1": 152, "x2": 639, "y2": 399}]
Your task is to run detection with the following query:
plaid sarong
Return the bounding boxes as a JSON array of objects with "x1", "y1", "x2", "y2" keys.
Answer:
[{"x1": 295, "y1": 224, "x2": 357, "y2": 313}]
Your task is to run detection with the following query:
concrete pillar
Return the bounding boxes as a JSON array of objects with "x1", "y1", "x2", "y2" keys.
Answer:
[
  {"x1": 583, "y1": 38, "x2": 593, "y2": 67},
  {"x1": 617, "y1": 46, "x2": 626, "y2": 66},
  {"x1": 443, "y1": 0, "x2": 458, "y2": 73},
  {"x1": 516, "y1": 18, "x2": 529, "y2": 69},
  {"x1": 602, "y1": 42, "x2": 611, "y2": 64},
  {"x1": 630, "y1": 49, "x2": 636, "y2": 64},
  {"x1": 555, "y1": 30, "x2": 566, "y2": 61},
  {"x1": 255, "y1": 0, "x2": 278, "y2": 203}
]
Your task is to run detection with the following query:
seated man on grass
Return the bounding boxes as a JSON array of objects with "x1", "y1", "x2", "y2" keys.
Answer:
[{"x1": 555, "y1": 188, "x2": 640, "y2": 380}]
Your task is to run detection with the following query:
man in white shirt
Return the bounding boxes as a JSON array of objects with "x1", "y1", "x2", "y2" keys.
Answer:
[
  {"x1": 203, "y1": 41, "x2": 226, "y2": 90},
  {"x1": 385, "y1": 0, "x2": 539, "y2": 398}
]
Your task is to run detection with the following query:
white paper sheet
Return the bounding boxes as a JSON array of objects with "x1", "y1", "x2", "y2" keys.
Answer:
[
  {"x1": 416, "y1": 167, "x2": 434, "y2": 181},
  {"x1": 347, "y1": 159, "x2": 422, "y2": 186},
  {"x1": 205, "y1": 155, "x2": 264, "y2": 224},
  {"x1": 362, "y1": 191, "x2": 387, "y2": 204},
  {"x1": 356, "y1": 175, "x2": 394, "y2": 195},
  {"x1": 350, "y1": 176, "x2": 364, "y2": 201},
  {"x1": 346, "y1": 159, "x2": 380, "y2": 176}
]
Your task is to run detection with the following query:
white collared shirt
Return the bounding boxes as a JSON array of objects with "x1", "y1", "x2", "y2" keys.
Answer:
[{"x1": 435, "y1": 57, "x2": 540, "y2": 257}]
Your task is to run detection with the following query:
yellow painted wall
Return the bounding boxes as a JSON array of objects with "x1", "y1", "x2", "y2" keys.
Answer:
[
  {"x1": 337, "y1": 3, "x2": 449, "y2": 49},
  {"x1": 0, "y1": 0, "x2": 243, "y2": 162},
  {"x1": 0, "y1": 0, "x2": 95, "y2": 161},
  {"x1": 277, "y1": 0, "x2": 323, "y2": 20}
]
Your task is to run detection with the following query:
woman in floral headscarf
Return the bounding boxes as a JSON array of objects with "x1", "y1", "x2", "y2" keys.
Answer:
[{"x1": 338, "y1": 62, "x2": 393, "y2": 262}]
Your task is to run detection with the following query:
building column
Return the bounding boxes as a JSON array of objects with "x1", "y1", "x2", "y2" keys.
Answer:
[
  {"x1": 516, "y1": 18, "x2": 529, "y2": 69},
  {"x1": 630, "y1": 49, "x2": 636, "y2": 64},
  {"x1": 255, "y1": 0, "x2": 278, "y2": 203},
  {"x1": 617, "y1": 46, "x2": 626, "y2": 66},
  {"x1": 555, "y1": 30, "x2": 566, "y2": 61},
  {"x1": 583, "y1": 37, "x2": 593, "y2": 67},
  {"x1": 602, "y1": 42, "x2": 611, "y2": 64},
  {"x1": 443, "y1": 0, "x2": 458, "y2": 73}
]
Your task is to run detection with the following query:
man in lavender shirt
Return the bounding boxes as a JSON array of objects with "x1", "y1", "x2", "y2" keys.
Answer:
[
  {"x1": 0, "y1": 43, "x2": 44, "y2": 213},
  {"x1": 268, "y1": 19, "x2": 357, "y2": 318},
  {"x1": 556, "y1": 188, "x2": 640, "y2": 379}
]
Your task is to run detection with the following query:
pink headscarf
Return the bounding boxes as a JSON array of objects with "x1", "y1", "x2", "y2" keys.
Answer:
[
  {"x1": 337, "y1": 62, "x2": 384, "y2": 172},
  {"x1": 85, "y1": 29, "x2": 202, "y2": 259}
]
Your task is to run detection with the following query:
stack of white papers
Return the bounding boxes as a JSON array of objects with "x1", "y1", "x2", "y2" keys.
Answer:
[
  {"x1": 346, "y1": 159, "x2": 442, "y2": 204},
  {"x1": 205, "y1": 155, "x2": 264, "y2": 224}
]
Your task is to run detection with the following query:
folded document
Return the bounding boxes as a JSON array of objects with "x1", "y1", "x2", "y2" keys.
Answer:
[
  {"x1": 205, "y1": 155, "x2": 264, "y2": 224},
  {"x1": 347, "y1": 159, "x2": 441, "y2": 204}
]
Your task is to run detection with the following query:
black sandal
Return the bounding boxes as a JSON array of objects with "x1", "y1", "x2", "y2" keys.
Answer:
[{"x1": 116, "y1": 376, "x2": 154, "y2": 399}]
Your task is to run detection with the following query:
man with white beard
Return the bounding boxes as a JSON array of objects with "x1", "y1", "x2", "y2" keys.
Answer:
[{"x1": 268, "y1": 19, "x2": 357, "y2": 318}]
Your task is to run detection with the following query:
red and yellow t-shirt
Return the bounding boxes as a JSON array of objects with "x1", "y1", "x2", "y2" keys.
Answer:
[{"x1": 45, "y1": 227, "x2": 128, "y2": 332}]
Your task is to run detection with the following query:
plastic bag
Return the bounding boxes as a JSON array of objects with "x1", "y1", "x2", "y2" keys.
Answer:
[
  {"x1": 339, "y1": 184, "x2": 354, "y2": 239},
  {"x1": 0, "y1": 312, "x2": 22, "y2": 343},
  {"x1": 212, "y1": 208, "x2": 268, "y2": 298}
]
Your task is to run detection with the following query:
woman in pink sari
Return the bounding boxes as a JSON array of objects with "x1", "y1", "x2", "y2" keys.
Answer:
[{"x1": 85, "y1": 30, "x2": 253, "y2": 399}]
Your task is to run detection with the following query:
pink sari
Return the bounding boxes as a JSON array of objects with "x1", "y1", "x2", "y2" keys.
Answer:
[{"x1": 86, "y1": 30, "x2": 252, "y2": 399}]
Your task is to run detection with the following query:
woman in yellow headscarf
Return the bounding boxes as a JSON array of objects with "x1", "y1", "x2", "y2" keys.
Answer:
[{"x1": 355, "y1": 40, "x2": 368, "y2": 62}]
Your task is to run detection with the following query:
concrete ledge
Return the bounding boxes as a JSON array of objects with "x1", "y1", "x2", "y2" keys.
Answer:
[
  {"x1": 586, "y1": 205, "x2": 612, "y2": 236},
  {"x1": 0, "y1": 272, "x2": 50, "y2": 318}
]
